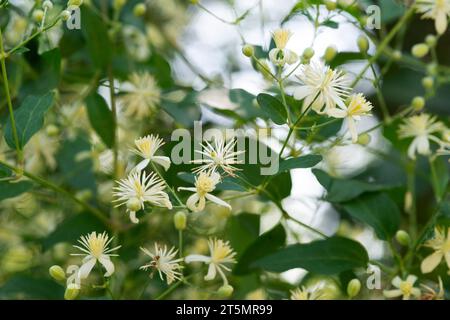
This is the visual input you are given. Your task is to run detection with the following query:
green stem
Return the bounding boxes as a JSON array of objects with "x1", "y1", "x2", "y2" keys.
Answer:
[
  {"x1": 179, "y1": 229, "x2": 183, "y2": 259},
  {"x1": 406, "y1": 160, "x2": 417, "y2": 239},
  {"x1": 155, "y1": 274, "x2": 194, "y2": 300},
  {"x1": 0, "y1": 27, "x2": 23, "y2": 167},
  {"x1": 0, "y1": 160, "x2": 111, "y2": 227}
]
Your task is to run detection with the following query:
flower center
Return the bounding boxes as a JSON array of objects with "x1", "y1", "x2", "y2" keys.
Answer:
[
  {"x1": 137, "y1": 140, "x2": 153, "y2": 158},
  {"x1": 196, "y1": 176, "x2": 215, "y2": 195},
  {"x1": 399, "y1": 282, "x2": 413, "y2": 295},
  {"x1": 88, "y1": 238, "x2": 105, "y2": 258}
]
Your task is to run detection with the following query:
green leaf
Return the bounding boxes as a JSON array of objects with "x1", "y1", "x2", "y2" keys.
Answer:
[
  {"x1": 85, "y1": 92, "x2": 115, "y2": 148},
  {"x1": 313, "y1": 169, "x2": 394, "y2": 202},
  {"x1": 252, "y1": 237, "x2": 369, "y2": 275},
  {"x1": 226, "y1": 214, "x2": 260, "y2": 255},
  {"x1": 4, "y1": 92, "x2": 55, "y2": 149},
  {"x1": 431, "y1": 158, "x2": 449, "y2": 200},
  {"x1": 256, "y1": 93, "x2": 287, "y2": 125},
  {"x1": 234, "y1": 224, "x2": 286, "y2": 275},
  {"x1": 161, "y1": 90, "x2": 201, "y2": 128},
  {"x1": 0, "y1": 275, "x2": 64, "y2": 299},
  {"x1": 0, "y1": 180, "x2": 33, "y2": 201},
  {"x1": 278, "y1": 155, "x2": 323, "y2": 173},
  {"x1": 81, "y1": 7, "x2": 112, "y2": 69},
  {"x1": 43, "y1": 213, "x2": 106, "y2": 250},
  {"x1": 342, "y1": 192, "x2": 401, "y2": 240}
]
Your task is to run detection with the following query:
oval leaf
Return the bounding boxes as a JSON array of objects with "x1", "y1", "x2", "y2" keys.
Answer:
[
  {"x1": 257, "y1": 93, "x2": 287, "y2": 125},
  {"x1": 86, "y1": 93, "x2": 115, "y2": 148},
  {"x1": 278, "y1": 155, "x2": 322, "y2": 173}
]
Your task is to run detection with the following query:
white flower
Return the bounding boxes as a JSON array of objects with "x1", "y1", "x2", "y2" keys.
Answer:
[
  {"x1": 421, "y1": 227, "x2": 450, "y2": 274},
  {"x1": 383, "y1": 275, "x2": 421, "y2": 300},
  {"x1": 192, "y1": 137, "x2": 244, "y2": 176},
  {"x1": 113, "y1": 171, "x2": 172, "y2": 223},
  {"x1": 140, "y1": 243, "x2": 183, "y2": 285},
  {"x1": 178, "y1": 171, "x2": 231, "y2": 212},
  {"x1": 71, "y1": 232, "x2": 121, "y2": 280},
  {"x1": 328, "y1": 93, "x2": 373, "y2": 143},
  {"x1": 269, "y1": 29, "x2": 298, "y2": 67},
  {"x1": 294, "y1": 61, "x2": 350, "y2": 114},
  {"x1": 416, "y1": 0, "x2": 450, "y2": 34},
  {"x1": 185, "y1": 238, "x2": 236, "y2": 285},
  {"x1": 290, "y1": 286, "x2": 323, "y2": 300},
  {"x1": 398, "y1": 113, "x2": 444, "y2": 159},
  {"x1": 120, "y1": 72, "x2": 160, "y2": 118},
  {"x1": 132, "y1": 134, "x2": 171, "y2": 171}
]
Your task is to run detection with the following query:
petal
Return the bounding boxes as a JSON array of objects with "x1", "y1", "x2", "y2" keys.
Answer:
[
  {"x1": 445, "y1": 251, "x2": 450, "y2": 270},
  {"x1": 407, "y1": 139, "x2": 418, "y2": 160},
  {"x1": 417, "y1": 136, "x2": 430, "y2": 155},
  {"x1": 186, "y1": 193, "x2": 205, "y2": 212},
  {"x1": 205, "y1": 194, "x2": 231, "y2": 210},
  {"x1": 129, "y1": 211, "x2": 139, "y2": 224},
  {"x1": 421, "y1": 251, "x2": 443, "y2": 273},
  {"x1": 411, "y1": 288, "x2": 421, "y2": 298},
  {"x1": 293, "y1": 86, "x2": 312, "y2": 101},
  {"x1": 204, "y1": 264, "x2": 217, "y2": 281},
  {"x1": 152, "y1": 156, "x2": 171, "y2": 171},
  {"x1": 99, "y1": 256, "x2": 115, "y2": 277},
  {"x1": 78, "y1": 257, "x2": 96, "y2": 279},
  {"x1": 185, "y1": 254, "x2": 211, "y2": 264},
  {"x1": 406, "y1": 274, "x2": 418, "y2": 284},
  {"x1": 347, "y1": 117, "x2": 358, "y2": 143},
  {"x1": 392, "y1": 276, "x2": 402, "y2": 288},
  {"x1": 327, "y1": 108, "x2": 347, "y2": 118},
  {"x1": 383, "y1": 289, "x2": 402, "y2": 299},
  {"x1": 135, "y1": 159, "x2": 150, "y2": 172},
  {"x1": 436, "y1": 11, "x2": 448, "y2": 34}
]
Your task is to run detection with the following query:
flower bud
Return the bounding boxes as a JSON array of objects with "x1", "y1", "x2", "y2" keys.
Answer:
[
  {"x1": 347, "y1": 279, "x2": 361, "y2": 298},
  {"x1": 43, "y1": 0, "x2": 53, "y2": 10},
  {"x1": 127, "y1": 197, "x2": 142, "y2": 212},
  {"x1": 357, "y1": 133, "x2": 371, "y2": 146},
  {"x1": 392, "y1": 50, "x2": 402, "y2": 60},
  {"x1": 411, "y1": 96, "x2": 425, "y2": 111},
  {"x1": 113, "y1": 0, "x2": 127, "y2": 9},
  {"x1": 324, "y1": 0, "x2": 337, "y2": 11},
  {"x1": 190, "y1": 0, "x2": 199, "y2": 4},
  {"x1": 242, "y1": 44, "x2": 254, "y2": 57},
  {"x1": 218, "y1": 284, "x2": 234, "y2": 298},
  {"x1": 46, "y1": 124, "x2": 59, "y2": 137},
  {"x1": 33, "y1": 9, "x2": 45, "y2": 23},
  {"x1": 427, "y1": 63, "x2": 438, "y2": 76},
  {"x1": 64, "y1": 284, "x2": 80, "y2": 300},
  {"x1": 133, "y1": 3, "x2": 146, "y2": 17},
  {"x1": 68, "y1": 0, "x2": 83, "y2": 7},
  {"x1": 174, "y1": 211, "x2": 187, "y2": 231},
  {"x1": 412, "y1": 43, "x2": 429, "y2": 58},
  {"x1": 302, "y1": 47, "x2": 315, "y2": 60},
  {"x1": 61, "y1": 10, "x2": 72, "y2": 21},
  {"x1": 76, "y1": 190, "x2": 92, "y2": 202},
  {"x1": 49, "y1": 265, "x2": 66, "y2": 281},
  {"x1": 357, "y1": 35, "x2": 369, "y2": 53},
  {"x1": 422, "y1": 76, "x2": 434, "y2": 90},
  {"x1": 395, "y1": 230, "x2": 411, "y2": 246},
  {"x1": 324, "y1": 46, "x2": 337, "y2": 63},
  {"x1": 425, "y1": 34, "x2": 437, "y2": 47}
]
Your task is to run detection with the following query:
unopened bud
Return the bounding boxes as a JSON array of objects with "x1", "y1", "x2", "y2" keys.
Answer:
[
  {"x1": 33, "y1": 9, "x2": 45, "y2": 23},
  {"x1": 46, "y1": 124, "x2": 59, "y2": 137},
  {"x1": 392, "y1": 50, "x2": 402, "y2": 60},
  {"x1": 133, "y1": 3, "x2": 146, "y2": 17},
  {"x1": 412, "y1": 43, "x2": 429, "y2": 58},
  {"x1": 325, "y1": 0, "x2": 337, "y2": 10},
  {"x1": 113, "y1": 0, "x2": 127, "y2": 9},
  {"x1": 411, "y1": 96, "x2": 425, "y2": 111},
  {"x1": 64, "y1": 284, "x2": 80, "y2": 300},
  {"x1": 68, "y1": 0, "x2": 83, "y2": 7},
  {"x1": 357, "y1": 133, "x2": 371, "y2": 146},
  {"x1": 347, "y1": 279, "x2": 361, "y2": 298},
  {"x1": 127, "y1": 197, "x2": 142, "y2": 212},
  {"x1": 422, "y1": 76, "x2": 434, "y2": 90},
  {"x1": 425, "y1": 34, "x2": 437, "y2": 47},
  {"x1": 49, "y1": 265, "x2": 66, "y2": 281},
  {"x1": 218, "y1": 284, "x2": 234, "y2": 298},
  {"x1": 242, "y1": 44, "x2": 254, "y2": 57},
  {"x1": 174, "y1": 211, "x2": 187, "y2": 230},
  {"x1": 302, "y1": 47, "x2": 315, "y2": 60},
  {"x1": 61, "y1": 10, "x2": 71, "y2": 21},
  {"x1": 190, "y1": 0, "x2": 199, "y2": 4},
  {"x1": 395, "y1": 230, "x2": 411, "y2": 246},
  {"x1": 427, "y1": 63, "x2": 438, "y2": 76},
  {"x1": 43, "y1": 0, "x2": 53, "y2": 10},
  {"x1": 357, "y1": 35, "x2": 369, "y2": 53},
  {"x1": 324, "y1": 46, "x2": 337, "y2": 63}
]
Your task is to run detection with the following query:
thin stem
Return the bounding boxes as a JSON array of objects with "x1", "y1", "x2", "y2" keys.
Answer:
[
  {"x1": 406, "y1": 160, "x2": 417, "y2": 239},
  {"x1": 155, "y1": 274, "x2": 194, "y2": 300},
  {"x1": 178, "y1": 229, "x2": 183, "y2": 259},
  {"x1": 107, "y1": 67, "x2": 119, "y2": 181},
  {"x1": 0, "y1": 160, "x2": 111, "y2": 227},
  {"x1": 0, "y1": 27, "x2": 23, "y2": 167}
]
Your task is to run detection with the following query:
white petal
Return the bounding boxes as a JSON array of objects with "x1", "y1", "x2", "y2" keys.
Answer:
[
  {"x1": 78, "y1": 257, "x2": 96, "y2": 279},
  {"x1": 186, "y1": 193, "x2": 205, "y2": 212},
  {"x1": 129, "y1": 211, "x2": 139, "y2": 224},
  {"x1": 445, "y1": 252, "x2": 450, "y2": 269},
  {"x1": 392, "y1": 276, "x2": 402, "y2": 288},
  {"x1": 152, "y1": 156, "x2": 171, "y2": 171},
  {"x1": 205, "y1": 193, "x2": 231, "y2": 210},
  {"x1": 327, "y1": 108, "x2": 347, "y2": 118},
  {"x1": 185, "y1": 254, "x2": 211, "y2": 264},
  {"x1": 99, "y1": 255, "x2": 115, "y2": 277},
  {"x1": 347, "y1": 117, "x2": 358, "y2": 143},
  {"x1": 436, "y1": 10, "x2": 448, "y2": 34},
  {"x1": 204, "y1": 264, "x2": 217, "y2": 281},
  {"x1": 421, "y1": 251, "x2": 443, "y2": 273},
  {"x1": 406, "y1": 274, "x2": 418, "y2": 284},
  {"x1": 407, "y1": 139, "x2": 419, "y2": 160},
  {"x1": 411, "y1": 288, "x2": 421, "y2": 298},
  {"x1": 135, "y1": 159, "x2": 150, "y2": 172},
  {"x1": 383, "y1": 289, "x2": 402, "y2": 298},
  {"x1": 294, "y1": 86, "x2": 312, "y2": 101},
  {"x1": 416, "y1": 136, "x2": 430, "y2": 155}
]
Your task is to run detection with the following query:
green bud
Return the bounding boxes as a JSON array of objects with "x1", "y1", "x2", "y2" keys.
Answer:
[
  {"x1": 113, "y1": 0, "x2": 127, "y2": 9},
  {"x1": 68, "y1": 0, "x2": 83, "y2": 7},
  {"x1": 357, "y1": 133, "x2": 371, "y2": 146},
  {"x1": 411, "y1": 43, "x2": 429, "y2": 58},
  {"x1": 347, "y1": 279, "x2": 361, "y2": 298},
  {"x1": 325, "y1": 0, "x2": 337, "y2": 11},
  {"x1": 46, "y1": 124, "x2": 59, "y2": 137},
  {"x1": 425, "y1": 34, "x2": 437, "y2": 47},
  {"x1": 64, "y1": 284, "x2": 80, "y2": 300},
  {"x1": 190, "y1": 0, "x2": 199, "y2": 4},
  {"x1": 422, "y1": 76, "x2": 434, "y2": 90},
  {"x1": 127, "y1": 197, "x2": 142, "y2": 212},
  {"x1": 395, "y1": 230, "x2": 411, "y2": 246},
  {"x1": 174, "y1": 211, "x2": 187, "y2": 231},
  {"x1": 427, "y1": 63, "x2": 438, "y2": 76},
  {"x1": 61, "y1": 10, "x2": 71, "y2": 21},
  {"x1": 324, "y1": 46, "x2": 337, "y2": 63},
  {"x1": 392, "y1": 50, "x2": 402, "y2": 60},
  {"x1": 49, "y1": 265, "x2": 66, "y2": 281},
  {"x1": 43, "y1": 0, "x2": 53, "y2": 10},
  {"x1": 302, "y1": 47, "x2": 315, "y2": 60},
  {"x1": 411, "y1": 96, "x2": 426, "y2": 111},
  {"x1": 133, "y1": 3, "x2": 146, "y2": 17},
  {"x1": 218, "y1": 284, "x2": 234, "y2": 298},
  {"x1": 33, "y1": 9, "x2": 45, "y2": 23},
  {"x1": 357, "y1": 35, "x2": 369, "y2": 53},
  {"x1": 242, "y1": 44, "x2": 254, "y2": 57}
]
